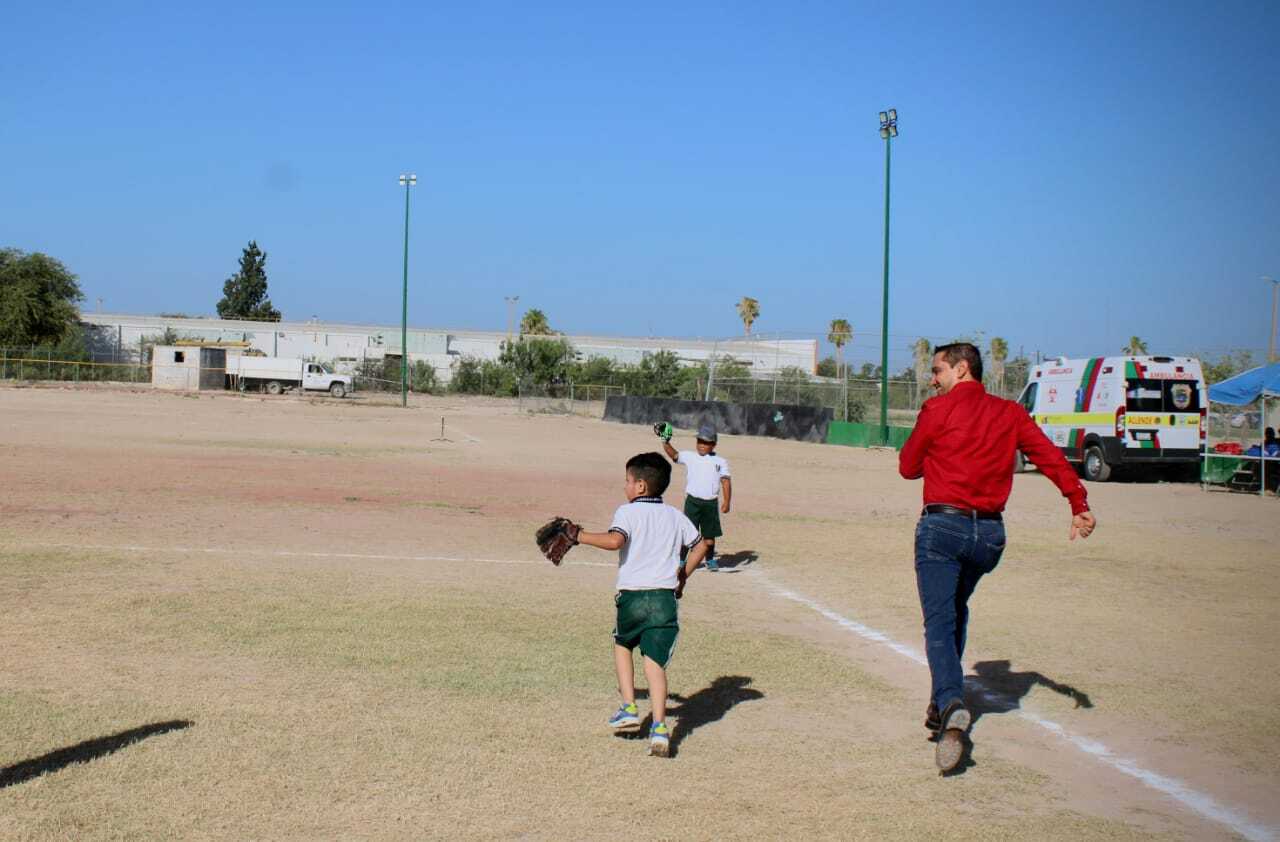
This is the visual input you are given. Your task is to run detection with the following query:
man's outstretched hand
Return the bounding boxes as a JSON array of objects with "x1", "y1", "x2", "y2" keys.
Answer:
[{"x1": 1070, "y1": 511, "x2": 1097, "y2": 541}]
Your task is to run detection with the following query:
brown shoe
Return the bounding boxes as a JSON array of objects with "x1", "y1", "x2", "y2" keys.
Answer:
[
  {"x1": 936, "y1": 728, "x2": 965, "y2": 772},
  {"x1": 925, "y1": 703, "x2": 940, "y2": 732},
  {"x1": 934, "y1": 700, "x2": 971, "y2": 773}
]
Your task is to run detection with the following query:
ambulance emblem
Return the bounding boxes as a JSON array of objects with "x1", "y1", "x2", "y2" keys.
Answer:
[{"x1": 1170, "y1": 384, "x2": 1192, "y2": 410}]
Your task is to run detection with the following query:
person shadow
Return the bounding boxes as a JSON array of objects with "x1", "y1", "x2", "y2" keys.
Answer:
[
  {"x1": 614, "y1": 675, "x2": 763, "y2": 757},
  {"x1": 0, "y1": 720, "x2": 193, "y2": 789},
  {"x1": 965, "y1": 659, "x2": 1093, "y2": 725},
  {"x1": 937, "y1": 661, "x2": 1092, "y2": 778},
  {"x1": 713, "y1": 550, "x2": 758, "y2": 572}
]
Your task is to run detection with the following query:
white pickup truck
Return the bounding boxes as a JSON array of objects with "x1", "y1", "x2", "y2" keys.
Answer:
[{"x1": 232, "y1": 356, "x2": 353, "y2": 398}]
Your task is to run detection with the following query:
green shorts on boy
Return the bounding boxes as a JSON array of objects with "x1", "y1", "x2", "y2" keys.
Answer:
[{"x1": 574, "y1": 452, "x2": 708, "y2": 757}]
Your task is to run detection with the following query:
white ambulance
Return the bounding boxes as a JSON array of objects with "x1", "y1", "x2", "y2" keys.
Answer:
[{"x1": 1014, "y1": 356, "x2": 1206, "y2": 482}]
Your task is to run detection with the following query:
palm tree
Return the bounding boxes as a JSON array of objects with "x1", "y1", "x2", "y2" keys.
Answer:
[
  {"x1": 827, "y1": 319, "x2": 852, "y2": 379},
  {"x1": 736, "y1": 297, "x2": 760, "y2": 336},
  {"x1": 912, "y1": 337, "x2": 933, "y2": 407},
  {"x1": 520, "y1": 308, "x2": 552, "y2": 337},
  {"x1": 1122, "y1": 336, "x2": 1148, "y2": 355},
  {"x1": 989, "y1": 336, "x2": 1009, "y2": 396}
]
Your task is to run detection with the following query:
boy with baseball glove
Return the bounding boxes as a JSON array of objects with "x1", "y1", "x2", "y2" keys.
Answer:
[{"x1": 533, "y1": 452, "x2": 707, "y2": 757}]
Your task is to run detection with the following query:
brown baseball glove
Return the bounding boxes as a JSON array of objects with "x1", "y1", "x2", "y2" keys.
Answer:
[{"x1": 535, "y1": 517, "x2": 581, "y2": 566}]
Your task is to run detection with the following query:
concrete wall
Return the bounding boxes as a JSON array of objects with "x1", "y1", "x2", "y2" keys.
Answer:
[{"x1": 151, "y1": 345, "x2": 202, "y2": 390}]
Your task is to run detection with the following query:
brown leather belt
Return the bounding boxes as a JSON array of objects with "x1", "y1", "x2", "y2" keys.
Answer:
[{"x1": 922, "y1": 504, "x2": 1003, "y2": 521}]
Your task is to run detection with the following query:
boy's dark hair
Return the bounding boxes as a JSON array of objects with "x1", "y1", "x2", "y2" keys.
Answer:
[
  {"x1": 933, "y1": 342, "x2": 984, "y2": 383},
  {"x1": 626, "y1": 452, "x2": 671, "y2": 496}
]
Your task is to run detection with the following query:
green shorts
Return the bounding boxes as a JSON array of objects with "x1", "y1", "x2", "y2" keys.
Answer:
[
  {"x1": 614, "y1": 589, "x2": 680, "y2": 668},
  {"x1": 683, "y1": 495, "x2": 723, "y2": 540}
]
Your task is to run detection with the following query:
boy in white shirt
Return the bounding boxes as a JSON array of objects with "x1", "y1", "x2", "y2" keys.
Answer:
[
  {"x1": 660, "y1": 423, "x2": 732, "y2": 571},
  {"x1": 574, "y1": 452, "x2": 709, "y2": 757}
]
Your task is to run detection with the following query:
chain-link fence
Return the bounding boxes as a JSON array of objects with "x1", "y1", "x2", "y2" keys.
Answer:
[
  {"x1": 1207, "y1": 406, "x2": 1279, "y2": 448},
  {"x1": 698, "y1": 376, "x2": 923, "y2": 424},
  {"x1": 0, "y1": 336, "x2": 1016, "y2": 423},
  {"x1": 515, "y1": 382, "x2": 625, "y2": 416},
  {"x1": 0, "y1": 348, "x2": 150, "y2": 384}
]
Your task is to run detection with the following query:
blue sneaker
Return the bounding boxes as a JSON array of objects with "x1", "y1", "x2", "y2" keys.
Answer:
[
  {"x1": 704, "y1": 556, "x2": 720, "y2": 572},
  {"x1": 608, "y1": 702, "x2": 640, "y2": 729},
  {"x1": 648, "y1": 721, "x2": 670, "y2": 757}
]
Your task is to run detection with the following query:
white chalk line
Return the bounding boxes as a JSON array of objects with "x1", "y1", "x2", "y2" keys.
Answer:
[
  {"x1": 755, "y1": 573, "x2": 1275, "y2": 842},
  {"x1": 7, "y1": 542, "x2": 616, "y2": 569}
]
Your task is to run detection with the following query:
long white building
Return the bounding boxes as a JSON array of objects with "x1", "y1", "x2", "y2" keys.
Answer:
[{"x1": 78, "y1": 313, "x2": 817, "y2": 381}]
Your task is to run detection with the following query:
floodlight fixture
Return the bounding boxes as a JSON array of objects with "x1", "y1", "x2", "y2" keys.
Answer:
[
  {"x1": 889, "y1": 125, "x2": 898, "y2": 137},
  {"x1": 879, "y1": 111, "x2": 888, "y2": 124},
  {"x1": 887, "y1": 108, "x2": 897, "y2": 122},
  {"x1": 399, "y1": 173, "x2": 418, "y2": 186},
  {"x1": 880, "y1": 127, "x2": 889, "y2": 139}
]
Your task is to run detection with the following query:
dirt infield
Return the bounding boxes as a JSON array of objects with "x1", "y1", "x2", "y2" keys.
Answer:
[{"x1": 2, "y1": 384, "x2": 1277, "y2": 840}]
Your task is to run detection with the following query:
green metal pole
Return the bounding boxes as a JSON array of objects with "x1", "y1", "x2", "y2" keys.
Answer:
[
  {"x1": 401, "y1": 182, "x2": 411, "y2": 408},
  {"x1": 879, "y1": 134, "x2": 892, "y2": 444}
]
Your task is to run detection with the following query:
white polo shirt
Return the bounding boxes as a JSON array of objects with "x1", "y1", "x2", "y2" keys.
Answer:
[
  {"x1": 676, "y1": 450, "x2": 731, "y2": 500},
  {"x1": 609, "y1": 496, "x2": 702, "y2": 590}
]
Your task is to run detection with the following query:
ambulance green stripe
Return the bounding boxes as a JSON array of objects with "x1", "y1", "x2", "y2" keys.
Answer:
[{"x1": 1074, "y1": 358, "x2": 1100, "y2": 412}]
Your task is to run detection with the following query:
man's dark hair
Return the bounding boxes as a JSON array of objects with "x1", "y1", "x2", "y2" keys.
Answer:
[
  {"x1": 626, "y1": 452, "x2": 671, "y2": 496},
  {"x1": 934, "y1": 342, "x2": 984, "y2": 383}
]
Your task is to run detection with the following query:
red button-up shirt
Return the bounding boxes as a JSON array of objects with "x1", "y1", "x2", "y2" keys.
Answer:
[{"x1": 899, "y1": 380, "x2": 1089, "y2": 515}]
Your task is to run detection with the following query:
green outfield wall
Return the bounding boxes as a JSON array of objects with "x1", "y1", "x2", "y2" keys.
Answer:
[{"x1": 826, "y1": 421, "x2": 913, "y2": 450}]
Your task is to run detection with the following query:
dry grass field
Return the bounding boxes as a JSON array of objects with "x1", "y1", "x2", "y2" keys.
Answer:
[{"x1": 1, "y1": 384, "x2": 1277, "y2": 841}]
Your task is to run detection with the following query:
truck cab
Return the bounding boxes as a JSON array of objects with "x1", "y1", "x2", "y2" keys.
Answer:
[{"x1": 303, "y1": 362, "x2": 345, "y2": 395}]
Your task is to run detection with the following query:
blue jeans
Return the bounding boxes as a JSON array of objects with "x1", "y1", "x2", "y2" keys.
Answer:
[{"x1": 914, "y1": 513, "x2": 1006, "y2": 710}]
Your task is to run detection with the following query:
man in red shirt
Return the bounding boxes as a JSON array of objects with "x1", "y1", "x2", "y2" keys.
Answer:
[{"x1": 899, "y1": 342, "x2": 1097, "y2": 772}]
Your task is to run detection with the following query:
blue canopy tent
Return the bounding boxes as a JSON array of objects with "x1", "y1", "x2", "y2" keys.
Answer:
[
  {"x1": 1204, "y1": 362, "x2": 1280, "y2": 495},
  {"x1": 1207, "y1": 362, "x2": 1280, "y2": 405}
]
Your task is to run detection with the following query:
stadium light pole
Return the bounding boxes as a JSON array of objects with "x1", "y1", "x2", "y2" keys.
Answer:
[
  {"x1": 1267, "y1": 276, "x2": 1278, "y2": 363},
  {"x1": 504, "y1": 295, "x2": 520, "y2": 343},
  {"x1": 878, "y1": 108, "x2": 898, "y2": 445},
  {"x1": 399, "y1": 173, "x2": 417, "y2": 408}
]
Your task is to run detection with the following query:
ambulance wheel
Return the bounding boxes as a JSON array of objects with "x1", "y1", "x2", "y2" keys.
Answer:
[{"x1": 1083, "y1": 445, "x2": 1112, "y2": 482}]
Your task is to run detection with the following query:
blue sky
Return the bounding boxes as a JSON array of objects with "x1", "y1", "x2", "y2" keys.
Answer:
[{"x1": 3, "y1": 1, "x2": 1277, "y2": 370}]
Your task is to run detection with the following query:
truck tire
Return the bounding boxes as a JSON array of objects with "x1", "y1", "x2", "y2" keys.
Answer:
[
  {"x1": 1083, "y1": 444, "x2": 1112, "y2": 482},
  {"x1": 266, "y1": 380, "x2": 283, "y2": 396},
  {"x1": 329, "y1": 382, "x2": 347, "y2": 399}
]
